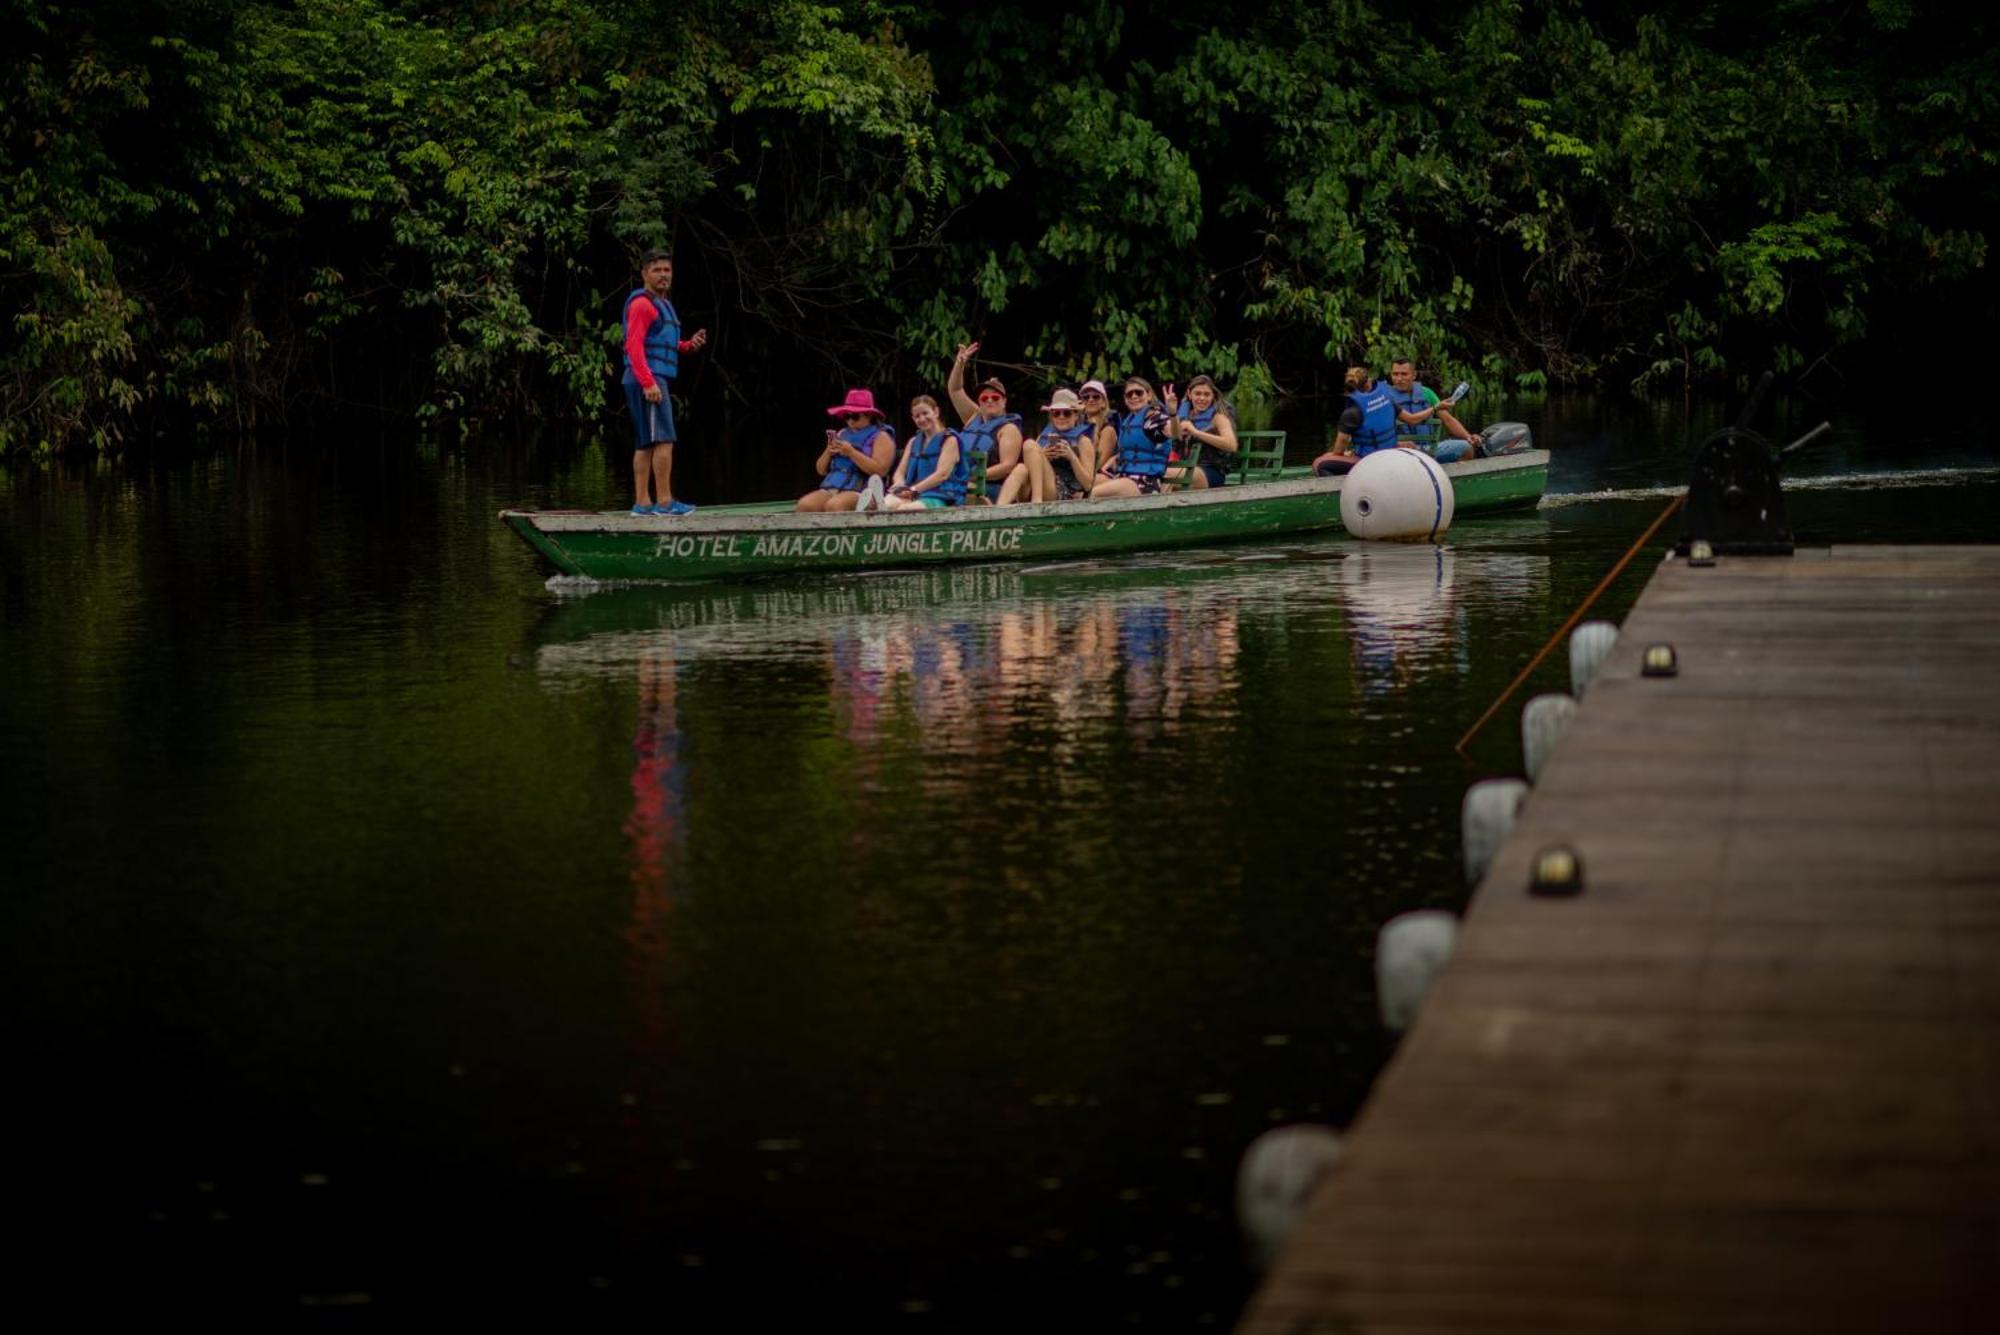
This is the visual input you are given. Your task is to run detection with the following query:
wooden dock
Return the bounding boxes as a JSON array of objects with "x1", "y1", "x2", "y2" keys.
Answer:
[{"x1": 1240, "y1": 546, "x2": 2000, "y2": 1333}]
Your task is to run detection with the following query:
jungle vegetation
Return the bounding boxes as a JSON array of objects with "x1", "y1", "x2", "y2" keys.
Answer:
[{"x1": 3, "y1": 0, "x2": 1993, "y2": 454}]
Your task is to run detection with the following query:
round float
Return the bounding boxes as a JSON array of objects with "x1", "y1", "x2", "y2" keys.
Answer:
[{"x1": 1339, "y1": 449, "x2": 1455, "y2": 541}]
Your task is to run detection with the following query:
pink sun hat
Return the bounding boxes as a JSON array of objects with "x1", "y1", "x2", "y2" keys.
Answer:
[{"x1": 826, "y1": 388, "x2": 885, "y2": 420}]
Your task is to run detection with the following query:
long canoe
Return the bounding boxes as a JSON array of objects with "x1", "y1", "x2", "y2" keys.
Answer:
[{"x1": 499, "y1": 450, "x2": 1548, "y2": 583}]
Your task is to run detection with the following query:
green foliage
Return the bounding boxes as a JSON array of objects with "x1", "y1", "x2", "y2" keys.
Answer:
[{"x1": 3, "y1": 0, "x2": 1996, "y2": 453}]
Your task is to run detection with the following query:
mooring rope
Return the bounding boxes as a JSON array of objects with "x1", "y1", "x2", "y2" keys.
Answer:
[{"x1": 1453, "y1": 494, "x2": 1686, "y2": 760}]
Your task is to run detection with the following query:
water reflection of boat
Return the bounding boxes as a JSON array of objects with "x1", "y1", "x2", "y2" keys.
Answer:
[
  {"x1": 530, "y1": 549, "x2": 1318, "y2": 683},
  {"x1": 500, "y1": 453, "x2": 1549, "y2": 583}
]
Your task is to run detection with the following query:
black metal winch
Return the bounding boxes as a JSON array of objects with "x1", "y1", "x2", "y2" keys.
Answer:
[{"x1": 1675, "y1": 372, "x2": 1831, "y2": 557}]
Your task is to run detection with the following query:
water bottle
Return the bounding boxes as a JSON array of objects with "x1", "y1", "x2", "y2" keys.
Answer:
[{"x1": 1449, "y1": 381, "x2": 1472, "y2": 405}]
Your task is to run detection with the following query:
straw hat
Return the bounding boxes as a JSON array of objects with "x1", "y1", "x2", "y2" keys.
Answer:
[{"x1": 1041, "y1": 388, "x2": 1084, "y2": 412}]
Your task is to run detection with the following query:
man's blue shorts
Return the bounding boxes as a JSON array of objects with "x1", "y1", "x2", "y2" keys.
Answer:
[{"x1": 624, "y1": 381, "x2": 676, "y2": 450}]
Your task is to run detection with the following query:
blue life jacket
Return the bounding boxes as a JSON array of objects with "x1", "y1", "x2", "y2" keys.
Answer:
[
  {"x1": 825, "y1": 423, "x2": 894, "y2": 491},
  {"x1": 1175, "y1": 400, "x2": 1225, "y2": 470},
  {"x1": 1114, "y1": 408, "x2": 1170, "y2": 477},
  {"x1": 1383, "y1": 381, "x2": 1437, "y2": 446},
  {"x1": 899, "y1": 429, "x2": 967, "y2": 504},
  {"x1": 956, "y1": 411, "x2": 1022, "y2": 462},
  {"x1": 1037, "y1": 420, "x2": 1096, "y2": 450},
  {"x1": 621, "y1": 289, "x2": 680, "y2": 386},
  {"x1": 1348, "y1": 383, "x2": 1399, "y2": 456},
  {"x1": 1037, "y1": 420, "x2": 1096, "y2": 489}
]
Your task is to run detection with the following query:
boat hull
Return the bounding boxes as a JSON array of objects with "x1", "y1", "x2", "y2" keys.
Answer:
[{"x1": 501, "y1": 451, "x2": 1548, "y2": 583}]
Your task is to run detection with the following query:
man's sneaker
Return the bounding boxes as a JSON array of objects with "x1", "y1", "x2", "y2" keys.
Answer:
[
  {"x1": 663, "y1": 499, "x2": 696, "y2": 517},
  {"x1": 631, "y1": 503, "x2": 656, "y2": 516}
]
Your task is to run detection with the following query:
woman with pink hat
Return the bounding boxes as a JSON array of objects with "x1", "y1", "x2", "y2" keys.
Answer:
[{"x1": 797, "y1": 388, "x2": 897, "y2": 512}]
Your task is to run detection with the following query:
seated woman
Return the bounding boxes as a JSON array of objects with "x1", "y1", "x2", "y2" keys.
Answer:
[
  {"x1": 1312, "y1": 366, "x2": 1398, "y2": 476},
  {"x1": 946, "y1": 343, "x2": 1026, "y2": 503},
  {"x1": 999, "y1": 387, "x2": 1097, "y2": 504},
  {"x1": 1162, "y1": 374, "x2": 1239, "y2": 489},
  {"x1": 1090, "y1": 377, "x2": 1173, "y2": 499},
  {"x1": 1079, "y1": 378, "x2": 1115, "y2": 468},
  {"x1": 884, "y1": 395, "x2": 967, "y2": 510},
  {"x1": 798, "y1": 388, "x2": 896, "y2": 511}
]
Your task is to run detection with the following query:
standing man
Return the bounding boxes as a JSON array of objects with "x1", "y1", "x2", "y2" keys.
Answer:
[{"x1": 623, "y1": 249, "x2": 708, "y2": 516}]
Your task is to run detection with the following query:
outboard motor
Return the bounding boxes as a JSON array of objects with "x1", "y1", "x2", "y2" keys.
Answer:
[
  {"x1": 1676, "y1": 372, "x2": 1830, "y2": 557},
  {"x1": 1476, "y1": 421, "x2": 1533, "y2": 456}
]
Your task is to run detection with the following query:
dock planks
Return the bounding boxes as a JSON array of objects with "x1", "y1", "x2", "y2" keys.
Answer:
[{"x1": 1239, "y1": 546, "x2": 2000, "y2": 1333}]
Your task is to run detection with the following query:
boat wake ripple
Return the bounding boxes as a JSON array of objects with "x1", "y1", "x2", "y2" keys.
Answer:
[{"x1": 1540, "y1": 464, "x2": 2000, "y2": 509}]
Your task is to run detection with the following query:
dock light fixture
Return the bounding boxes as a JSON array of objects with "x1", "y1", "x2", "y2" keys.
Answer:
[
  {"x1": 1529, "y1": 845, "x2": 1584, "y2": 897},
  {"x1": 1641, "y1": 643, "x2": 1679, "y2": 678},
  {"x1": 1687, "y1": 539, "x2": 1716, "y2": 567}
]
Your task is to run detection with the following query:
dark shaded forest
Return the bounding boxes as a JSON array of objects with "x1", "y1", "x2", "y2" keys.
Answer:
[{"x1": 4, "y1": 0, "x2": 1994, "y2": 454}]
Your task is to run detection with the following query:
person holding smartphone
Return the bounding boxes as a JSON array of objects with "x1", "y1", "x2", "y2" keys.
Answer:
[{"x1": 797, "y1": 388, "x2": 896, "y2": 511}]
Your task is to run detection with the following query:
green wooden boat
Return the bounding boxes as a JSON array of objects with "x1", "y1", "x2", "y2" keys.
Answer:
[{"x1": 500, "y1": 449, "x2": 1547, "y2": 583}]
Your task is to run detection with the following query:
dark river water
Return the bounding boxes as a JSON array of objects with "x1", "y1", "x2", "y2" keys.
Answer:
[{"x1": 2, "y1": 394, "x2": 1994, "y2": 1324}]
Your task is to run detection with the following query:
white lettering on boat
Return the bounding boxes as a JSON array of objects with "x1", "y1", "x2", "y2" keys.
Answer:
[
  {"x1": 948, "y1": 527, "x2": 1023, "y2": 554},
  {"x1": 861, "y1": 530, "x2": 948, "y2": 556},
  {"x1": 649, "y1": 526, "x2": 1027, "y2": 565}
]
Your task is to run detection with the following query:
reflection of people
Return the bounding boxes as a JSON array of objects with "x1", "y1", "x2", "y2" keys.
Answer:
[
  {"x1": 619, "y1": 648, "x2": 689, "y2": 1211},
  {"x1": 1091, "y1": 378, "x2": 1173, "y2": 498},
  {"x1": 626, "y1": 653, "x2": 687, "y2": 880},
  {"x1": 1383, "y1": 358, "x2": 1483, "y2": 462},
  {"x1": 1313, "y1": 366, "x2": 1398, "y2": 476},
  {"x1": 886, "y1": 395, "x2": 967, "y2": 510},
  {"x1": 799, "y1": 389, "x2": 896, "y2": 512},
  {"x1": 1162, "y1": 374, "x2": 1239, "y2": 490},
  {"x1": 946, "y1": 343, "x2": 1025, "y2": 502},
  {"x1": 621, "y1": 249, "x2": 708, "y2": 516}
]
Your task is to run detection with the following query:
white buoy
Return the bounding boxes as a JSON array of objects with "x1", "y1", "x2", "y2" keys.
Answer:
[
  {"x1": 1462, "y1": 778, "x2": 1529, "y2": 885},
  {"x1": 1339, "y1": 449, "x2": 1455, "y2": 542},
  {"x1": 1376, "y1": 910, "x2": 1460, "y2": 1032},
  {"x1": 1569, "y1": 620, "x2": 1619, "y2": 697},
  {"x1": 1522, "y1": 692, "x2": 1577, "y2": 781},
  {"x1": 1236, "y1": 1124, "x2": 1344, "y2": 1272}
]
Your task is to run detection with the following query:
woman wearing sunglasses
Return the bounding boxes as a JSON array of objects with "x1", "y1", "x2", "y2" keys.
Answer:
[
  {"x1": 945, "y1": 342, "x2": 1026, "y2": 503},
  {"x1": 1090, "y1": 378, "x2": 1173, "y2": 499},
  {"x1": 999, "y1": 387, "x2": 1097, "y2": 504},
  {"x1": 797, "y1": 388, "x2": 896, "y2": 512}
]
